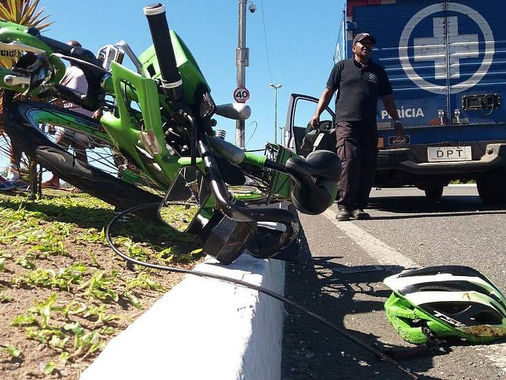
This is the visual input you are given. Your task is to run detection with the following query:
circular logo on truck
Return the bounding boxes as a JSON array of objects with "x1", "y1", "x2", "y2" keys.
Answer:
[{"x1": 399, "y1": 3, "x2": 494, "y2": 94}]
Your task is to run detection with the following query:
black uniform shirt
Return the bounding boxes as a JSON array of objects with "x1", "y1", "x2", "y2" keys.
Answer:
[{"x1": 326, "y1": 58, "x2": 393, "y2": 124}]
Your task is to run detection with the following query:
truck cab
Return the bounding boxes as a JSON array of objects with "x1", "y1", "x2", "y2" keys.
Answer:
[{"x1": 285, "y1": 0, "x2": 506, "y2": 203}]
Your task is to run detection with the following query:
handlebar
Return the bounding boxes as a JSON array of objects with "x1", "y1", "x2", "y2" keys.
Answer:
[
  {"x1": 198, "y1": 133, "x2": 298, "y2": 255},
  {"x1": 116, "y1": 40, "x2": 145, "y2": 75},
  {"x1": 198, "y1": 131, "x2": 297, "y2": 222},
  {"x1": 27, "y1": 27, "x2": 101, "y2": 67},
  {"x1": 4, "y1": 74, "x2": 30, "y2": 86},
  {"x1": 143, "y1": 3, "x2": 183, "y2": 103},
  {"x1": 214, "y1": 103, "x2": 251, "y2": 120},
  {"x1": 0, "y1": 26, "x2": 105, "y2": 110}
]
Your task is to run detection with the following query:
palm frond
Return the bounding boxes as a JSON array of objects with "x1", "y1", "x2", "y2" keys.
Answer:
[{"x1": 0, "y1": 0, "x2": 51, "y2": 29}]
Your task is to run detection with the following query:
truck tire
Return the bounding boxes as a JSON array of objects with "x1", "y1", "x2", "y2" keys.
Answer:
[
  {"x1": 424, "y1": 185, "x2": 444, "y2": 202},
  {"x1": 477, "y1": 167, "x2": 506, "y2": 204}
]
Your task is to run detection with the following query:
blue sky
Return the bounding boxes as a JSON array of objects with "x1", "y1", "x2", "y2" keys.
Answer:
[{"x1": 38, "y1": 0, "x2": 344, "y2": 149}]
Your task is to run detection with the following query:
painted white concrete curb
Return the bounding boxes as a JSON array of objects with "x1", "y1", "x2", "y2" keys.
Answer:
[{"x1": 81, "y1": 254, "x2": 285, "y2": 380}]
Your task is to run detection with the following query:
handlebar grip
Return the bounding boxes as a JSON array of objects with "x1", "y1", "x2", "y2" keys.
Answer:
[
  {"x1": 143, "y1": 3, "x2": 183, "y2": 102},
  {"x1": 38, "y1": 35, "x2": 100, "y2": 66}
]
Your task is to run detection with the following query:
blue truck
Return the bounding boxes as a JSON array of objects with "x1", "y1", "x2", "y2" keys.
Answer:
[{"x1": 284, "y1": 0, "x2": 506, "y2": 203}]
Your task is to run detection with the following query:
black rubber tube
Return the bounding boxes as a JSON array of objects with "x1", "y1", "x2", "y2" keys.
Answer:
[
  {"x1": 143, "y1": 3, "x2": 183, "y2": 102},
  {"x1": 105, "y1": 203, "x2": 419, "y2": 380}
]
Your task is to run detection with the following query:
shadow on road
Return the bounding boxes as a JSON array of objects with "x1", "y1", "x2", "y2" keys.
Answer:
[
  {"x1": 368, "y1": 193, "x2": 506, "y2": 220},
  {"x1": 281, "y1": 226, "x2": 441, "y2": 380}
]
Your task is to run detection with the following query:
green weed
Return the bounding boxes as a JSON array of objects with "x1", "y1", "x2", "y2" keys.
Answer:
[
  {"x1": 43, "y1": 361, "x2": 57, "y2": 375},
  {"x1": 15, "y1": 254, "x2": 36, "y2": 269},
  {"x1": 12, "y1": 294, "x2": 59, "y2": 329},
  {"x1": 12, "y1": 263, "x2": 88, "y2": 290},
  {"x1": 64, "y1": 322, "x2": 107, "y2": 358},
  {"x1": 0, "y1": 285, "x2": 12, "y2": 303},
  {"x1": 0, "y1": 293, "x2": 13, "y2": 303},
  {"x1": 64, "y1": 302, "x2": 121, "y2": 325},
  {"x1": 0, "y1": 344, "x2": 23, "y2": 359},
  {"x1": 126, "y1": 271, "x2": 165, "y2": 292},
  {"x1": 28, "y1": 233, "x2": 67, "y2": 256},
  {"x1": 157, "y1": 246, "x2": 203, "y2": 264},
  {"x1": 87, "y1": 249, "x2": 101, "y2": 267},
  {"x1": 0, "y1": 191, "x2": 198, "y2": 376},
  {"x1": 115, "y1": 237, "x2": 149, "y2": 261},
  {"x1": 82, "y1": 271, "x2": 120, "y2": 302},
  {"x1": 79, "y1": 228, "x2": 107, "y2": 244},
  {"x1": 122, "y1": 291, "x2": 142, "y2": 309}
]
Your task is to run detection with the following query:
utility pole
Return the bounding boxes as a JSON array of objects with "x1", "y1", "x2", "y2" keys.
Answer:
[
  {"x1": 270, "y1": 83, "x2": 282, "y2": 144},
  {"x1": 236, "y1": 0, "x2": 248, "y2": 148}
]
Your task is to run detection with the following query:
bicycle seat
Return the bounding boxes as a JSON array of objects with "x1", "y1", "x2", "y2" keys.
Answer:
[{"x1": 286, "y1": 150, "x2": 340, "y2": 215}]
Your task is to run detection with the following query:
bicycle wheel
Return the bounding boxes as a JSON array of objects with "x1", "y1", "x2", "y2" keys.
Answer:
[
  {"x1": 3, "y1": 100, "x2": 163, "y2": 211},
  {"x1": 40, "y1": 124, "x2": 163, "y2": 197}
]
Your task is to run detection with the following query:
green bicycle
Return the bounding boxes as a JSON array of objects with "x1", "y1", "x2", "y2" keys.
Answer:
[{"x1": 0, "y1": 3, "x2": 340, "y2": 264}]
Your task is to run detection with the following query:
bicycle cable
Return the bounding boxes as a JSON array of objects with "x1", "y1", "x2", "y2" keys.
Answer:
[{"x1": 105, "y1": 203, "x2": 419, "y2": 379}]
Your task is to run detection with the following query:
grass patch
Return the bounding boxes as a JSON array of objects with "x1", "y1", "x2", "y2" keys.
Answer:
[{"x1": 0, "y1": 190, "x2": 203, "y2": 378}]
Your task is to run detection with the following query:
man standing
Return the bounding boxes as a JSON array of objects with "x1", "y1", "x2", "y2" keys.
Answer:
[{"x1": 310, "y1": 32, "x2": 404, "y2": 221}]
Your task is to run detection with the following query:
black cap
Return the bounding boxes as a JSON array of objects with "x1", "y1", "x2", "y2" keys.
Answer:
[{"x1": 352, "y1": 32, "x2": 376, "y2": 45}]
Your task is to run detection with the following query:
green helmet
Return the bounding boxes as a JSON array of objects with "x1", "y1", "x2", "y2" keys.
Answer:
[{"x1": 383, "y1": 266, "x2": 506, "y2": 344}]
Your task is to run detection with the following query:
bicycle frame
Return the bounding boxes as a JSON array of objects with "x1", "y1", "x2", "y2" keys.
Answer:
[{"x1": 0, "y1": 5, "x2": 340, "y2": 264}]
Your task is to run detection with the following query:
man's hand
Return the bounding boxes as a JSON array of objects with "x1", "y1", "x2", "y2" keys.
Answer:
[
  {"x1": 394, "y1": 120, "x2": 405, "y2": 137},
  {"x1": 92, "y1": 108, "x2": 103, "y2": 120},
  {"x1": 309, "y1": 114, "x2": 320, "y2": 129}
]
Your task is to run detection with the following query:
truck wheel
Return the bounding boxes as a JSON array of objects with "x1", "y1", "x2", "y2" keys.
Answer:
[
  {"x1": 477, "y1": 168, "x2": 506, "y2": 204},
  {"x1": 424, "y1": 185, "x2": 444, "y2": 201}
]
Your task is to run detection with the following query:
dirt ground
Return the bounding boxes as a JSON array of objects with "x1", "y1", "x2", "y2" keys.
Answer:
[{"x1": 0, "y1": 189, "x2": 202, "y2": 379}]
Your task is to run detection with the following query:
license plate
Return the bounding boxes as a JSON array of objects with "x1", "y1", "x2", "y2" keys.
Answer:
[{"x1": 427, "y1": 146, "x2": 472, "y2": 162}]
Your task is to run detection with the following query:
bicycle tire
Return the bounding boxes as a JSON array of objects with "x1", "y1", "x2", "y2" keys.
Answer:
[{"x1": 3, "y1": 100, "x2": 163, "y2": 211}]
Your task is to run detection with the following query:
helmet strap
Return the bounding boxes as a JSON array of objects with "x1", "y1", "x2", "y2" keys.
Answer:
[{"x1": 422, "y1": 327, "x2": 452, "y2": 355}]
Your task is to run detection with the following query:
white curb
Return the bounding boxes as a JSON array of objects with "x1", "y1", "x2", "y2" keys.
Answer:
[{"x1": 81, "y1": 254, "x2": 285, "y2": 380}]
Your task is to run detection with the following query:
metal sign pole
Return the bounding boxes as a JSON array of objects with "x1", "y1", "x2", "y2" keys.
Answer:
[
  {"x1": 270, "y1": 83, "x2": 282, "y2": 144},
  {"x1": 236, "y1": 0, "x2": 248, "y2": 148}
]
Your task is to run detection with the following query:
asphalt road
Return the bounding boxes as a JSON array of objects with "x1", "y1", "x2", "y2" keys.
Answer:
[{"x1": 281, "y1": 185, "x2": 506, "y2": 380}]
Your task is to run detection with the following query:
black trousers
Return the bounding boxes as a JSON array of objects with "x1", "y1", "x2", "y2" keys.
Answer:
[{"x1": 335, "y1": 121, "x2": 378, "y2": 210}]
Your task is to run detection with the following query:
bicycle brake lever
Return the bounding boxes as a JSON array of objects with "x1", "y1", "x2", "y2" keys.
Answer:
[{"x1": 4, "y1": 74, "x2": 31, "y2": 87}]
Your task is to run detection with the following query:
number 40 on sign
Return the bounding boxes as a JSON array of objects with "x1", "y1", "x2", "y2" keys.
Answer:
[{"x1": 233, "y1": 87, "x2": 250, "y2": 103}]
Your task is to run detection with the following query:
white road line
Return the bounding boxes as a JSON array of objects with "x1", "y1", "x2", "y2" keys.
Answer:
[
  {"x1": 322, "y1": 208, "x2": 506, "y2": 373},
  {"x1": 323, "y1": 209, "x2": 418, "y2": 268}
]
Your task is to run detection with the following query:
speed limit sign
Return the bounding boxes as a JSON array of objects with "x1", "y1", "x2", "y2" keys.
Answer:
[{"x1": 233, "y1": 87, "x2": 250, "y2": 103}]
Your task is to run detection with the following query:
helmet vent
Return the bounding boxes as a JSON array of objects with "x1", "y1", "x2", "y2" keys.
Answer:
[
  {"x1": 470, "y1": 310, "x2": 503, "y2": 325},
  {"x1": 432, "y1": 302, "x2": 471, "y2": 315}
]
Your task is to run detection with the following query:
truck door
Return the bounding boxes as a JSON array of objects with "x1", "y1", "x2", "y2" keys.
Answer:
[{"x1": 284, "y1": 93, "x2": 335, "y2": 155}]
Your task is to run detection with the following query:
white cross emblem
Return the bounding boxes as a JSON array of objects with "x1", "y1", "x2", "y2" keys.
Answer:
[
  {"x1": 414, "y1": 16, "x2": 479, "y2": 79},
  {"x1": 399, "y1": 3, "x2": 494, "y2": 94}
]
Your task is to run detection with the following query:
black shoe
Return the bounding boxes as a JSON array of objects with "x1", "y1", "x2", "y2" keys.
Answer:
[
  {"x1": 336, "y1": 209, "x2": 352, "y2": 221},
  {"x1": 353, "y1": 209, "x2": 371, "y2": 220}
]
